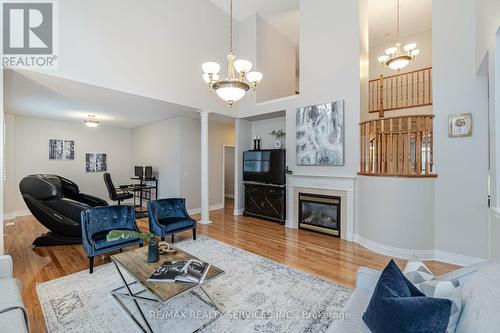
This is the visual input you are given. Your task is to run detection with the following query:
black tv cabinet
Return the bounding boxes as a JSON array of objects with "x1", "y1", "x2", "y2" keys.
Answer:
[{"x1": 244, "y1": 182, "x2": 286, "y2": 224}]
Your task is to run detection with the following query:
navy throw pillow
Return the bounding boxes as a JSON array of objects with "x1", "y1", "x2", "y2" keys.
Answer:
[{"x1": 363, "y1": 260, "x2": 452, "y2": 333}]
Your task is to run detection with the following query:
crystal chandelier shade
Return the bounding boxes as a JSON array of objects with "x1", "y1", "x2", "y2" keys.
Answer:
[
  {"x1": 377, "y1": 0, "x2": 420, "y2": 71},
  {"x1": 201, "y1": 0, "x2": 262, "y2": 105}
]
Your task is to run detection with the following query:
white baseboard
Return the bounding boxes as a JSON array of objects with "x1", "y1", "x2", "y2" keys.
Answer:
[
  {"x1": 225, "y1": 194, "x2": 234, "y2": 199},
  {"x1": 353, "y1": 234, "x2": 487, "y2": 267},
  {"x1": 233, "y1": 208, "x2": 244, "y2": 216},
  {"x1": 188, "y1": 203, "x2": 224, "y2": 216},
  {"x1": 3, "y1": 210, "x2": 31, "y2": 221}
]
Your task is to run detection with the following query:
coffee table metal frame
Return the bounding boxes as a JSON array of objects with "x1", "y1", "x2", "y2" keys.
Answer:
[{"x1": 110, "y1": 258, "x2": 223, "y2": 333}]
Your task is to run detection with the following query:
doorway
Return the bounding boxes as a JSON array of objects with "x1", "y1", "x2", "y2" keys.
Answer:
[{"x1": 222, "y1": 145, "x2": 235, "y2": 209}]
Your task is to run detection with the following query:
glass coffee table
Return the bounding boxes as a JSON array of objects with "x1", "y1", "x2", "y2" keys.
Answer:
[{"x1": 110, "y1": 246, "x2": 224, "y2": 333}]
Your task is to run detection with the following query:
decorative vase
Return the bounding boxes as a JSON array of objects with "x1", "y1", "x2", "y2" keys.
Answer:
[
  {"x1": 148, "y1": 240, "x2": 159, "y2": 263},
  {"x1": 274, "y1": 139, "x2": 282, "y2": 148}
]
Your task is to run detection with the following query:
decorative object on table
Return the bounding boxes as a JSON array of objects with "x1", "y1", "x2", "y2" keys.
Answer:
[
  {"x1": 403, "y1": 257, "x2": 463, "y2": 333},
  {"x1": 270, "y1": 129, "x2": 286, "y2": 148},
  {"x1": 147, "y1": 198, "x2": 197, "y2": 242},
  {"x1": 377, "y1": 0, "x2": 420, "y2": 71},
  {"x1": 363, "y1": 260, "x2": 452, "y2": 333},
  {"x1": 158, "y1": 241, "x2": 177, "y2": 255},
  {"x1": 85, "y1": 153, "x2": 107, "y2": 172},
  {"x1": 49, "y1": 139, "x2": 74, "y2": 160},
  {"x1": 449, "y1": 113, "x2": 472, "y2": 138},
  {"x1": 201, "y1": 0, "x2": 262, "y2": 106},
  {"x1": 296, "y1": 100, "x2": 344, "y2": 166},
  {"x1": 147, "y1": 259, "x2": 211, "y2": 284},
  {"x1": 81, "y1": 205, "x2": 143, "y2": 273},
  {"x1": 252, "y1": 136, "x2": 261, "y2": 150},
  {"x1": 106, "y1": 230, "x2": 159, "y2": 263}
]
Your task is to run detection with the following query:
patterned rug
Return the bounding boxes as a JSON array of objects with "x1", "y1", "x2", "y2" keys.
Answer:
[{"x1": 37, "y1": 236, "x2": 352, "y2": 333}]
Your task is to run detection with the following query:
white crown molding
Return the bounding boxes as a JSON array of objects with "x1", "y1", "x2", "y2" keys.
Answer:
[{"x1": 353, "y1": 234, "x2": 487, "y2": 267}]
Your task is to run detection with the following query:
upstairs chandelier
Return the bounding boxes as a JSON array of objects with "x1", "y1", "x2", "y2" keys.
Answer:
[
  {"x1": 201, "y1": 0, "x2": 263, "y2": 106},
  {"x1": 377, "y1": 0, "x2": 420, "y2": 71}
]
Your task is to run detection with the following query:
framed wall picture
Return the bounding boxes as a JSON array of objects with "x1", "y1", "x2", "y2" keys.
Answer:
[
  {"x1": 449, "y1": 113, "x2": 472, "y2": 138},
  {"x1": 296, "y1": 100, "x2": 345, "y2": 166},
  {"x1": 49, "y1": 139, "x2": 75, "y2": 160},
  {"x1": 85, "y1": 153, "x2": 107, "y2": 172}
]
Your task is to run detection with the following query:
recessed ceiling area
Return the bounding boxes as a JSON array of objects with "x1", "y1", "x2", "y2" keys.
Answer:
[
  {"x1": 369, "y1": 0, "x2": 432, "y2": 47},
  {"x1": 3, "y1": 70, "x2": 235, "y2": 128},
  {"x1": 209, "y1": 0, "x2": 299, "y2": 46}
]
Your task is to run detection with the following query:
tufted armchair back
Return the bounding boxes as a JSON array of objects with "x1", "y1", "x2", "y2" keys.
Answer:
[
  {"x1": 81, "y1": 205, "x2": 138, "y2": 252},
  {"x1": 149, "y1": 198, "x2": 189, "y2": 220}
]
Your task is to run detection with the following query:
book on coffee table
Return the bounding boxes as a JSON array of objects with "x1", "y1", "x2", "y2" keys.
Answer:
[{"x1": 148, "y1": 259, "x2": 211, "y2": 284}]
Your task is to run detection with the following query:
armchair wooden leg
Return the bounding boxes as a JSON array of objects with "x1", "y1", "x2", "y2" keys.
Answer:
[
  {"x1": 171, "y1": 234, "x2": 174, "y2": 243},
  {"x1": 161, "y1": 236, "x2": 165, "y2": 241},
  {"x1": 89, "y1": 257, "x2": 94, "y2": 274},
  {"x1": 193, "y1": 228, "x2": 197, "y2": 240},
  {"x1": 139, "y1": 243, "x2": 143, "y2": 248}
]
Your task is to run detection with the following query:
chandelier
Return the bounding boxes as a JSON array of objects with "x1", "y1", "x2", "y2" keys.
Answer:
[
  {"x1": 201, "y1": 0, "x2": 262, "y2": 106},
  {"x1": 377, "y1": 0, "x2": 420, "y2": 71},
  {"x1": 84, "y1": 114, "x2": 99, "y2": 128}
]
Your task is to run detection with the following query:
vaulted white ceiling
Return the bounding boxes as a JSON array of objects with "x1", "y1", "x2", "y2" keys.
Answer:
[
  {"x1": 209, "y1": 0, "x2": 299, "y2": 46},
  {"x1": 369, "y1": 0, "x2": 432, "y2": 47},
  {"x1": 4, "y1": 70, "x2": 234, "y2": 128}
]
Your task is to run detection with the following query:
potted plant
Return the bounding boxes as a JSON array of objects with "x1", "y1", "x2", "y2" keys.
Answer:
[
  {"x1": 107, "y1": 230, "x2": 159, "y2": 263},
  {"x1": 270, "y1": 129, "x2": 286, "y2": 148}
]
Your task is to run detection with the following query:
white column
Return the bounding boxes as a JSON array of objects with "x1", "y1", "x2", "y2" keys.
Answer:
[{"x1": 199, "y1": 110, "x2": 212, "y2": 224}]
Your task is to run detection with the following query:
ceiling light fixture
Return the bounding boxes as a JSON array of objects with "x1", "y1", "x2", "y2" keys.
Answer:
[
  {"x1": 377, "y1": 0, "x2": 419, "y2": 71},
  {"x1": 84, "y1": 115, "x2": 99, "y2": 128},
  {"x1": 201, "y1": 0, "x2": 263, "y2": 106}
]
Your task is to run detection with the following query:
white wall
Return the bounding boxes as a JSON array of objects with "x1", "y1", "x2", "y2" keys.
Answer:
[
  {"x1": 256, "y1": 16, "x2": 297, "y2": 102},
  {"x1": 5, "y1": 115, "x2": 133, "y2": 215},
  {"x1": 358, "y1": 176, "x2": 435, "y2": 251},
  {"x1": 239, "y1": 0, "x2": 364, "y2": 180},
  {"x1": 132, "y1": 116, "x2": 235, "y2": 212},
  {"x1": 224, "y1": 146, "x2": 235, "y2": 198},
  {"x1": 131, "y1": 118, "x2": 181, "y2": 200},
  {"x1": 35, "y1": 0, "x2": 234, "y2": 116},
  {"x1": 433, "y1": 0, "x2": 490, "y2": 260},
  {"x1": 250, "y1": 117, "x2": 286, "y2": 149},
  {"x1": 234, "y1": 119, "x2": 252, "y2": 214}
]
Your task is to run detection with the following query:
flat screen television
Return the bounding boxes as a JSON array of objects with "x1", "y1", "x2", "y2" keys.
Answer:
[{"x1": 243, "y1": 149, "x2": 286, "y2": 185}]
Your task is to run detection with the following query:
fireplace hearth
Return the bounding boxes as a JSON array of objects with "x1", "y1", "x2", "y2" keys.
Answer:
[{"x1": 298, "y1": 193, "x2": 340, "y2": 237}]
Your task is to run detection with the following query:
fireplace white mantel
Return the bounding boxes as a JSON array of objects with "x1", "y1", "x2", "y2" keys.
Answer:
[{"x1": 286, "y1": 174, "x2": 355, "y2": 242}]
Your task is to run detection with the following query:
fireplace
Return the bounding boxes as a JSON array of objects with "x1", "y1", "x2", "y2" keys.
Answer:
[{"x1": 298, "y1": 193, "x2": 341, "y2": 237}]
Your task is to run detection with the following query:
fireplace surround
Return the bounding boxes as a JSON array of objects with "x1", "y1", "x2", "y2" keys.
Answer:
[{"x1": 298, "y1": 193, "x2": 341, "y2": 236}]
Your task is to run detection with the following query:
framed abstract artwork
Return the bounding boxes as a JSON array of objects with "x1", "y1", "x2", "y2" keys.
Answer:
[
  {"x1": 296, "y1": 101, "x2": 345, "y2": 166},
  {"x1": 449, "y1": 113, "x2": 472, "y2": 138},
  {"x1": 85, "y1": 153, "x2": 107, "y2": 172},
  {"x1": 49, "y1": 139, "x2": 75, "y2": 160}
]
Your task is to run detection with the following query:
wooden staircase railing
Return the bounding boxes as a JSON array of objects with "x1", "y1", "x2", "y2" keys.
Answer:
[
  {"x1": 359, "y1": 115, "x2": 436, "y2": 177},
  {"x1": 369, "y1": 67, "x2": 432, "y2": 118}
]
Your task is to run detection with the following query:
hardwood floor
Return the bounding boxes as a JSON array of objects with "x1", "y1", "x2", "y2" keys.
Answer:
[{"x1": 4, "y1": 199, "x2": 458, "y2": 332}]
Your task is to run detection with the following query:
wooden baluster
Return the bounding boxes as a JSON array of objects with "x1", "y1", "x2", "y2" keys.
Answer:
[
  {"x1": 398, "y1": 118, "x2": 403, "y2": 174},
  {"x1": 415, "y1": 117, "x2": 421, "y2": 174},
  {"x1": 391, "y1": 77, "x2": 394, "y2": 110},
  {"x1": 425, "y1": 117, "x2": 430, "y2": 175},
  {"x1": 406, "y1": 117, "x2": 411, "y2": 174},
  {"x1": 417, "y1": 70, "x2": 420, "y2": 106},
  {"x1": 389, "y1": 118, "x2": 394, "y2": 173},
  {"x1": 379, "y1": 75, "x2": 384, "y2": 118},
  {"x1": 382, "y1": 120, "x2": 386, "y2": 173},
  {"x1": 412, "y1": 72, "x2": 415, "y2": 107},
  {"x1": 430, "y1": 116, "x2": 434, "y2": 173},
  {"x1": 396, "y1": 75, "x2": 399, "y2": 109},
  {"x1": 406, "y1": 74, "x2": 409, "y2": 108},
  {"x1": 429, "y1": 69, "x2": 432, "y2": 105}
]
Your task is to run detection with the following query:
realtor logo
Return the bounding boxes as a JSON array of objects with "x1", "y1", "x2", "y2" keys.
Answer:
[{"x1": 2, "y1": 0, "x2": 57, "y2": 68}]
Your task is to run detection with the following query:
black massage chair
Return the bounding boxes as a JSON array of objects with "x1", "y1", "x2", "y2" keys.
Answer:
[{"x1": 19, "y1": 174, "x2": 108, "y2": 247}]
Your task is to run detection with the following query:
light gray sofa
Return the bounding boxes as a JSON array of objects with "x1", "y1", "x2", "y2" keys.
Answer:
[
  {"x1": 328, "y1": 262, "x2": 500, "y2": 333},
  {"x1": 0, "y1": 255, "x2": 29, "y2": 332}
]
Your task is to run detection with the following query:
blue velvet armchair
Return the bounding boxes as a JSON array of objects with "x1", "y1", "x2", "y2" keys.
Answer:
[
  {"x1": 147, "y1": 198, "x2": 196, "y2": 242},
  {"x1": 81, "y1": 205, "x2": 143, "y2": 273}
]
